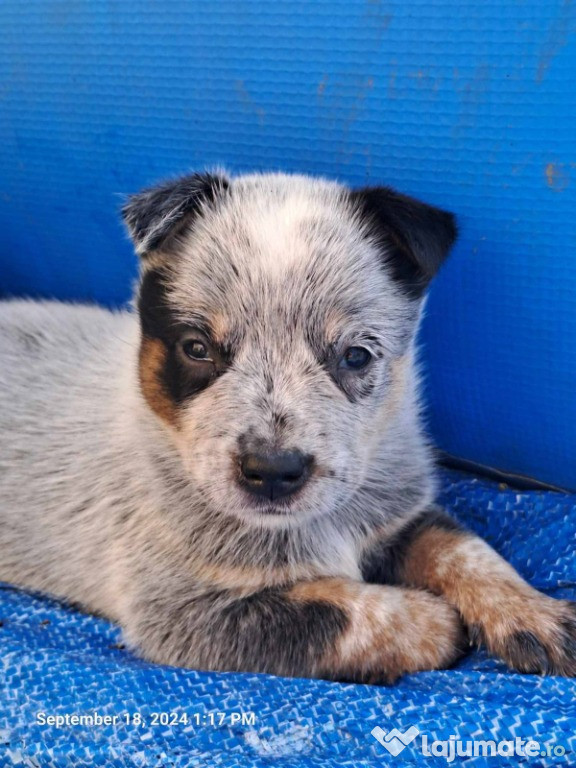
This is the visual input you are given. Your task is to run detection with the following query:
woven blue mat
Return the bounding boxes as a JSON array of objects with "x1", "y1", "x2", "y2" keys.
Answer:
[{"x1": 1, "y1": 469, "x2": 575, "y2": 767}]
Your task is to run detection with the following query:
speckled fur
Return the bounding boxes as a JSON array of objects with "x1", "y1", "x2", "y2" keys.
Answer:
[{"x1": 0, "y1": 171, "x2": 573, "y2": 682}]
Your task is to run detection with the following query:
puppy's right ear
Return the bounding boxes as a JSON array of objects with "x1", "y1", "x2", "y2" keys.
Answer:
[
  {"x1": 350, "y1": 186, "x2": 457, "y2": 298},
  {"x1": 121, "y1": 172, "x2": 230, "y2": 256}
]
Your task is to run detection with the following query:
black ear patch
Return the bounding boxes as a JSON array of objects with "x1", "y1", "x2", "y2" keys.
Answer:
[
  {"x1": 122, "y1": 172, "x2": 229, "y2": 255},
  {"x1": 350, "y1": 186, "x2": 457, "y2": 298}
]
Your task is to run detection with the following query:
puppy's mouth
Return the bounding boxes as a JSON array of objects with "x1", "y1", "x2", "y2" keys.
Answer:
[
  {"x1": 249, "y1": 502, "x2": 293, "y2": 517},
  {"x1": 221, "y1": 453, "x2": 343, "y2": 523},
  {"x1": 237, "y1": 485, "x2": 306, "y2": 516},
  {"x1": 235, "y1": 469, "x2": 344, "y2": 523}
]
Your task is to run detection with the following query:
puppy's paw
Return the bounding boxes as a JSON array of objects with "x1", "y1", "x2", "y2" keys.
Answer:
[
  {"x1": 400, "y1": 589, "x2": 468, "y2": 675},
  {"x1": 471, "y1": 596, "x2": 576, "y2": 677},
  {"x1": 331, "y1": 588, "x2": 467, "y2": 685}
]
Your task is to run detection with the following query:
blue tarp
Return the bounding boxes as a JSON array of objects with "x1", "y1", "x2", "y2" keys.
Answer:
[{"x1": 1, "y1": 469, "x2": 575, "y2": 767}]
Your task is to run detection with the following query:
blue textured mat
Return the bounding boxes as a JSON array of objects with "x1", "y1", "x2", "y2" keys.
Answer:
[{"x1": 1, "y1": 469, "x2": 575, "y2": 767}]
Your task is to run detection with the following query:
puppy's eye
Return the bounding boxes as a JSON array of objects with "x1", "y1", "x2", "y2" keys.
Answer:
[
  {"x1": 339, "y1": 346, "x2": 372, "y2": 371},
  {"x1": 182, "y1": 339, "x2": 210, "y2": 361}
]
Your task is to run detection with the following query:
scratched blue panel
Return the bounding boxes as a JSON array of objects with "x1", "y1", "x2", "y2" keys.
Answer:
[{"x1": 0, "y1": 1, "x2": 575, "y2": 488}]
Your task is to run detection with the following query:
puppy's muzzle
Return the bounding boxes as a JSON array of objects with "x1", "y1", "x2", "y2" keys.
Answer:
[{"x1": 239, "y1": 450, "x2": 313, "y2": 502}]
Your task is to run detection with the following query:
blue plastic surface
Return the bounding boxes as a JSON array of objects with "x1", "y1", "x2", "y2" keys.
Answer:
[
  {"x1": 0, "y1": 2, "x2": 575, "y2": 487},
  {"x1": 1, "y1": 469, "x2": 575, "y2": 767}
]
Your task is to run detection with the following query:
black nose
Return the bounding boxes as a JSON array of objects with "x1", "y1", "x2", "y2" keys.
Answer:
[{"x1": 239, "y1": 450, "x2": 312, "y2": 501}]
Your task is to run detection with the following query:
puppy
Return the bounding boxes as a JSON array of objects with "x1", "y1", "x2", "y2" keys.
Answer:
[{"x1": 0, "y1": 171, "x2": 574, "y2": 684}]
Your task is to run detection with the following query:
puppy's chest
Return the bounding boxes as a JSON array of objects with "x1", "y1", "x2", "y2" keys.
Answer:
[{"x1": 190, "y1": 529, "x2": 363, "y2": 591}]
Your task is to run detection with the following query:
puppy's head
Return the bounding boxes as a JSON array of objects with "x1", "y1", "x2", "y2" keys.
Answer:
[{"x1": 123, "y1": 171, "x2": 456, "y2": 527}]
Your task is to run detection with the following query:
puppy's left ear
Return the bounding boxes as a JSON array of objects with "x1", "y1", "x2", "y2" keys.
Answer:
[
  {"x1": 350, "y1": 187, "x2": 457, "y2": 298},
  {"x1": 122, "y1": 171, "x2": 230, "y2": 256}
]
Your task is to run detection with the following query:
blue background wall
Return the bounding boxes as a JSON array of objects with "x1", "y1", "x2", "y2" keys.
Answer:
[{"x1": 1, "y1": 1, "x2": 575, "y2": 489}]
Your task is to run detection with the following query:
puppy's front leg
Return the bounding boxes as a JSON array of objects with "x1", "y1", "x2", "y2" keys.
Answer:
[
  {"x1": 364, "y1": 509, "x2": 576, "y2": 676},
  {"x1": 124, "y1": 578, "x2": 464, "y2": 683}
]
